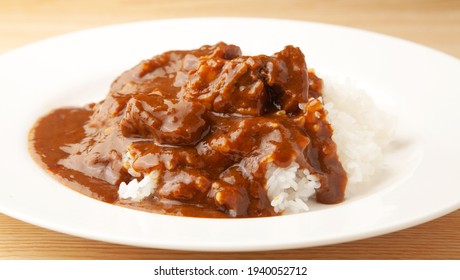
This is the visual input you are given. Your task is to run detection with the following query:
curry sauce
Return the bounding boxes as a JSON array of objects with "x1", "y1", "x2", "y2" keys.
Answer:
[{"x1": 29, "y1": 42, "x2": 347, "y2": 218}]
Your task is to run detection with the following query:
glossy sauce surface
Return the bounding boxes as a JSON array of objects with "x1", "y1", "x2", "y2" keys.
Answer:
[{"x1": 29, "y1": 43, "x2": 347, "y2": 218}]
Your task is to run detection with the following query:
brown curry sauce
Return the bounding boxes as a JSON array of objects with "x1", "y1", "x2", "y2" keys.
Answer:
[{"x1": 29, "y1": 42, "x2": 347, "y2": 218}]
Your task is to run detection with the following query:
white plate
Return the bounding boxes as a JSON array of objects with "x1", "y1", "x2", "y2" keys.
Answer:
[{"x1": 0, "y1": 18, "x2": 459, "y2": 252}]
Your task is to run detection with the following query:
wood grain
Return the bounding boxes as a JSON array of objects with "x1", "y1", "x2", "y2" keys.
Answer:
[
  {"x1": 1, "y1": 210, "x2": 459, "y2": 259},
  {"x1": 0, "y1": 0, "x2": 459, "y2": 259},
  {"x1": 1, "y1": 0, "x2": 459, "y2": 57}
]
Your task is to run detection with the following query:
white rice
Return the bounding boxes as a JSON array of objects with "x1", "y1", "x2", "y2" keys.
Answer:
[
  {"x1": 118, "y1": 170, "x2": 159, "y2": 201},
  {"x1": 118, "y1": 77, "x2": 395, "y2": 215},
  {"x1": 265, "y1": 162, "x2": 319, "y2": 214},
  {"x1": 265, "y1": 77, "x2": 395, "y2": 213},
  {"x1": 323, "y1": 77, "x2": 395, "y2": 186}
]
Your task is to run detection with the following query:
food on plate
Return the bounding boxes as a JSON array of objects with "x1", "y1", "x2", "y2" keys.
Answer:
[{"x1": 29, "y1": 42, "x2": 392, "y2": 218}]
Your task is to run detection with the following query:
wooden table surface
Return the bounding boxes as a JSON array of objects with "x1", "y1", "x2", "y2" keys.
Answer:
[{"x1": 0, "y1": 0, "x2": 459, "y2": 259}]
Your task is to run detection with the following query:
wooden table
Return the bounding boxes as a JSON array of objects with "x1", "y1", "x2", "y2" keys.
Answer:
[{"x1": 0, "y1": 0, "x2": 459, "y2": 259}]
